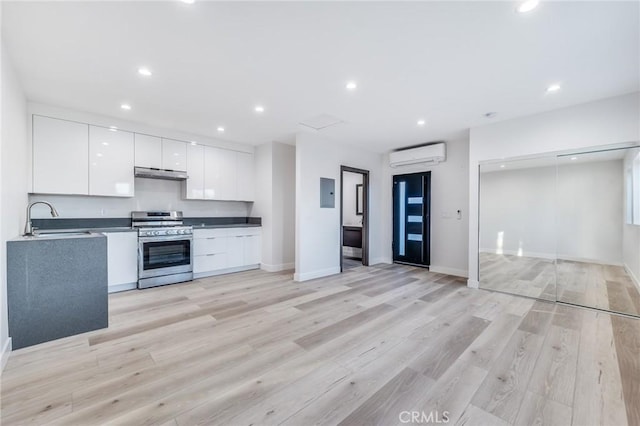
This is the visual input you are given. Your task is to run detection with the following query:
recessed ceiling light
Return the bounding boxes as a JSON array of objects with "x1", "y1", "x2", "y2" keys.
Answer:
[
  {"x1": 138, "y1": 67, "x2": 152, "y2": 77},
  {"x1": 500, "y1": 164, "x2": 506, "y2": 168},
  {"x1": 217, "y1": 126, "x2": 225, "y2": 133},
  {"x1": 417, "y1": 119, "x2": 426, "y2": 126},
  {"x1": 484, "y1": 112, "x2": 498, "y2": 118},
  {"x1": 517, "y1": 0, "x2": 539, "y2": 13},
  {"x1": 571, "y1": 156, "x2": 578, "y2": 160},
  {"x1": 120, "y1": 104, "x2": 131, "y2": 110},
  {"x1": 190, "y1": 141, "x2": 197, "y2": 146},
  {"x1": 254, "y1": 105, "x2": 265, "y2": 113},
  {"x1": 546, "y1": 84, "x2": 561, "y2": 93},
  {"x1": 345, "y1": 81, "x2": 357, "y2": 91},
  {"x1": 102, "y1": 142, "x2": 109, "y2": 146}
]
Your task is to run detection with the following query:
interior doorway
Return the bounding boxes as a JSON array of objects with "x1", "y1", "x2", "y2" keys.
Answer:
[
  {"x1": 392, "y1": 171, "x2": 431, "y2": 267},
  {"x1": 340, "y1": 166, "x2": 370, "y2": 272}
]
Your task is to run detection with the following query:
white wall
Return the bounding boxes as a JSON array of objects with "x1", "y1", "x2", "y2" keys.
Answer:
[
  {"x1": 480, "y1": 160, "x2": 624, "y2": 265},
  {"x1": 295, "y1": 132, "x2": 383, "y2": 281},
  {"x1": 381, "y1": 138, "x2": 470, "y2": 277},
  {"x1": 623, "y1": 148, "x2": 640, "y2": 287},
  {"x1": 558, "y1": 160, "x2": 623, "y2": 264},
  {"x1": 29, "y1": 178, "x2": 249, "y2": 219},
  {"x1": 252, "y1": 142, "x2": 274, "y2": 267},
  {"x1": 480, "y1": 166, "x2": 556, "y2": 258},
  {"x1": 250, "y1": 141, "x2": 296, "y2": 271},
  {"x1": 342, "y1": 171, "x2": 362, "y2": 227},
  {"x1": 469, "y1": 92, "x2": 640, "y2": 287},
  {"x1": 272, "y1": 141, "x2": 296, "y2": 269},
  {"x1": 1, "y1": 42, "x2": 29, "y2": 372}
]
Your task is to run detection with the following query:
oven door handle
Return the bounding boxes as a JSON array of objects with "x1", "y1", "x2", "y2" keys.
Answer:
[{"x1": 139, "y1": 235, "x2": 193, "y2": 243}]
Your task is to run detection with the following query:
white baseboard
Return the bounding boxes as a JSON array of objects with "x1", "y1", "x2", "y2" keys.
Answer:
[
  {"x1": 194, "y1": 264, "x2": 260, "y2": 279},
  {"x1": 369, "y1": 257, "x2": 392, "y2": 266},
  {"x1": 480, "y1": 248, "x2": 623, "y2": 266},
  {"x1": 467, "y1": 279, "x2": 479, "y2": 289},
  {"x1": 261, "y1": 262, "x2": 295, "y2": 272},
  {"x1": 108, "y1": 282, "x2": 137, "y2": 293},
  {"x1": 558, "y1": 255, "x2": 623, "y2": 267},
  {"x1": 1, "y1": 337, "x2": 12, "y2": 375},
  {"x1": 479, "y1": 248, "x2": 556, "y2": 260},
  {"x1": 294, "y1": 266, "x2": 341, "y2": 282},
  {"x1": 429, "y1": 265, "x2": 468, "y2": 278},
  {"x1": 625, "y1": 263, "x2": 640, "y2": 292}
]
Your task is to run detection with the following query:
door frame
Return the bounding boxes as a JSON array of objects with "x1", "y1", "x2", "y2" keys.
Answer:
[
  {"x1": 392, "y1": 171, "x2": 431, "y2": 267},
  {"x1": 340, "y1": 166, "x2": 370, "y2": 272}
]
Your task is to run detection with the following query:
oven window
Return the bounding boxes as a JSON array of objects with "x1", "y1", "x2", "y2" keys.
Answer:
[{"x1": 142, "y1": 240, "x2": 191, "y2": 270}]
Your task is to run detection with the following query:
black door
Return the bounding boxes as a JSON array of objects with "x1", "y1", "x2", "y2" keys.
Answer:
[{"x1": 393, "y1": 172, "x2": 431, "y2": 266}]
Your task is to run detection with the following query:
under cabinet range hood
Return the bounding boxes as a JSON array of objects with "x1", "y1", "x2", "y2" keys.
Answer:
[{"x1": 134, "y1": 167, "x2": 188, "y2": 181}]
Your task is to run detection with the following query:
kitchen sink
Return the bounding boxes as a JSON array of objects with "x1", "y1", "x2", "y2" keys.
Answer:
[{"x1": 33, "y1": 231, "x2": 93, "y2": 238}]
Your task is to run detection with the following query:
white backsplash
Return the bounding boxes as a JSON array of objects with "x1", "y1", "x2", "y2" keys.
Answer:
[{"x1": 29, "y1": 178, "x2": 251, "y2": 218}]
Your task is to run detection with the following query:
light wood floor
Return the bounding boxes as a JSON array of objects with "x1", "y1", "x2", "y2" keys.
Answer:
[
  {"x1": 2, "y1": 263, "x2": 639, "y2": 425},
  {"x1": 480, "y1": 253, "x2": 640, "y2": 317}
]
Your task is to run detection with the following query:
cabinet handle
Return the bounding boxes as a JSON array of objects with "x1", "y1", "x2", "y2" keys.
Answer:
[
  {"x1": 236, "y1": 235, "x2": 244, "y2": 238},
  {"x1": 207, "y1": 237, "x2": 216, "y2": 240},
  {"x1": 206, "y1": 253, "x2": 217, "y2": 256}
]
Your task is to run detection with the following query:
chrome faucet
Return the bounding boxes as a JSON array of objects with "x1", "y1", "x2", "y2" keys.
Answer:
[{"x1": 24, "y1": 201, "x2": 59, "y2": 236}]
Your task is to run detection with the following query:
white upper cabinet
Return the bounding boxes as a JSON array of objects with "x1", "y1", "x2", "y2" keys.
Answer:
[
  {"x1": 134, "y1": 134, "x2": 162, "y2": 169},
  {"x1": 187, "y1": 146, "x2": 254, "y2": 201},
  {"x1": 185, "y1": 143, "x2": 205, "y2": 199},
  {"x1": 32, "y1": 115, "x2": 89, "y2": 195},
  {"x1": 204, "y1": 146, "x2": 236, "y2": 200},
  {"x1": 162, "y1": 138, "x2": 187, "y2": 171},
  {"x1": 89, "y1": 126, "x2": 135, "y2": 197},
  {"x1": 236, "y1": 151, "x2": 255, "y2": 202}
]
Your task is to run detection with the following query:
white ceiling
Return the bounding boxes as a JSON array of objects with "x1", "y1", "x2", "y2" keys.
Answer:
[{"x1": 3, "y1": 1, "x2": 639, "y2": 152}]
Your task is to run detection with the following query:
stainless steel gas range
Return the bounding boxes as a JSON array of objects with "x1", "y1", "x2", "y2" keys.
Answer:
[{"x1": 132, "y1": 211, "x2": 193, "y2": 289}]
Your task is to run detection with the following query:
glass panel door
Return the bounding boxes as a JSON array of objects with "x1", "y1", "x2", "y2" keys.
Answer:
[{"x1": 392, "y1": 172, "x2": 430, "y2": 266}]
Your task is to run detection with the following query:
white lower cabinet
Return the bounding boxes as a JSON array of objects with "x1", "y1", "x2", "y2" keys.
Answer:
[
  {"x1": 193, "y1": 227, "x2": 261, "y2": 277},
  {"x1": 105, "y1": 232, "x2": 138, "y2": 292}
]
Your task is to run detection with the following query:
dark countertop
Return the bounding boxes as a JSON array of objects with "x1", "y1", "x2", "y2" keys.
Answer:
[{"x1": 30, "y1": 216, "x2": 262, "y2": 233}]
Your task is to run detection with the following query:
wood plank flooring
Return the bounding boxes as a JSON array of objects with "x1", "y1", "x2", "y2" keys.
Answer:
[
  {"x1": 480, "y1": 252, "x2": 640, "y2": 317},
  {"x1": 1, "y1": 263, "x2": 639, "y2": 425}
]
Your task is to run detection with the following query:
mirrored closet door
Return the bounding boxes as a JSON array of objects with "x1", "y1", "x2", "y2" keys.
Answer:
[
  {"x1": 479, "y1": 145, "x2": 640, "y2": 317},
  {"x1": 479, "y1": 157, "x2": 557, "y2": 301},
  {"x1": 556, "y1": 147, "x2": 640, "y2": 316}
]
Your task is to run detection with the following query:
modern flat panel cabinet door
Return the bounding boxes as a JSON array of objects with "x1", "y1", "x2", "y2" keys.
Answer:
[
  {"x1": 226, "y1": 235, "x2": 245, "y2": 268},
  {"x1": 89, "y1": 126, "x2": 135, "y2": 197},
  {"x1": 161, "y1": 138, "x2": 187, "y2": 171},
  {"x1": 204, "y1": 146, "x2": 236, "y2": 200},
  {"x1": 185, "y1": 143, "x2": 205, "y2": 199},
  {"x1": 236, "y1": 152, "x2": 255, "y2": 201},
  {"x1": 243, "y1": 234, "x2": 261, "y2": 265},
  {"x1": 134, "y1": 134, "x2": 162, "y2": 169},
  {"x1": 32, "y1": 115, "x2": 89, "y2": 195},
  {"x1": 105, "y1": 232, "x2": 138, "y2": 289}
]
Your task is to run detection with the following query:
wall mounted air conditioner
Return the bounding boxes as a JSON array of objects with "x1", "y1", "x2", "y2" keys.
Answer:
[{"x1": 389, "y1": 143, "x2": 446, "y2": 167}]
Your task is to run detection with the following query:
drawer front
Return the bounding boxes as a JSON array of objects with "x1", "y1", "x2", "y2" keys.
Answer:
[
  {"x1": 194, "y1": 253, "x2": 227, "y2": 273},
  {"x1": 228, "y1": 227, "x2": 261, "y2": 237},
  {"x1": 193, "y1": 228, "x2": 229, "y2": 239},
  {"x1": 194, "y1": 236, "x2": 227, "y2": 256}
]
